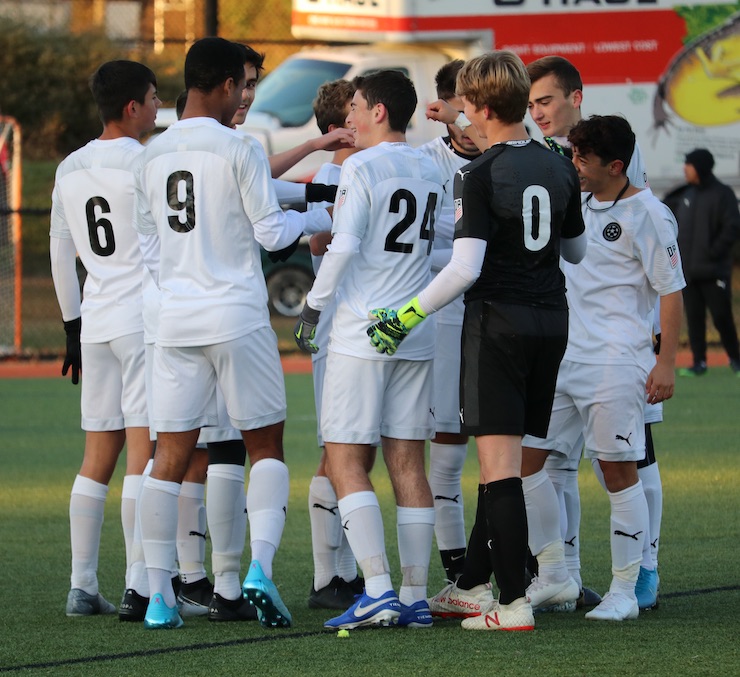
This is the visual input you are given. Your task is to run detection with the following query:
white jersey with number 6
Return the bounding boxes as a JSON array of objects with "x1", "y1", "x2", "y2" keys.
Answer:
[
  {"x1": 50, "y1": 137, "x2": 145, "y2": 343},
  {"x1": 329, "y1": 142, "x2": 444, "y2": 361}
]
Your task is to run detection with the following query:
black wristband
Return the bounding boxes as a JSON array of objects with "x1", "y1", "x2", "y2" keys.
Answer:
[
  {"x1": 305, "y1": 183, "x2": 338, "y2": 204},
  {"x1": 266, "y1": 236, "x2": 301, "y2": 263}
]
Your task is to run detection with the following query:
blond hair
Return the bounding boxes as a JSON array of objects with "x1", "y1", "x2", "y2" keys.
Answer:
[{"x1": 456, "y1": 51, "x2": 530, "y2": 124}]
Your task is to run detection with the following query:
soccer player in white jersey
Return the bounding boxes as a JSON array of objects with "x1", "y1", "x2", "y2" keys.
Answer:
[
  {"x1": 133, "y1": 37, "x2": 332, "y2": 630},
  {"x1": 294, "y1": 69, "x2": 444, "y2": 630},
  {"x1": 302, "y1": 79, "x2": 368, "y2": 610},
  {"x1": 521, "y1": 115, "x2": 685, "y2": 622},
  {"x1": 526, "y1": 56, "x2": 664, "y2": 611},
  {"x1": 50, "y1": 60, "x2": 159, "y2": 616},
  {"x1": 417, "y1": 61, "x2": 481, "y2": 597}
]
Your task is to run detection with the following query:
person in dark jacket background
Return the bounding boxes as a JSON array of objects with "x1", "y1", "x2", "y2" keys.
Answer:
[{"x1": 664, "y1": 148, "x2": 740, "y2": 376}]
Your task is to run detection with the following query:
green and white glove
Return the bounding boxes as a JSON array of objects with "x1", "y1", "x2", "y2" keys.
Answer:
[
  {"x1": 294, "y1": 303, "x2": 321, "y2": 354},
  {"x1": 367, "y1": 297, "x2": 427, "y2": 356}
]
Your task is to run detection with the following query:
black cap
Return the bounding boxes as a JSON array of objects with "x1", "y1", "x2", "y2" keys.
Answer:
[{"x1": 684, "y1": 148, "x2": 714, "y2": 179}]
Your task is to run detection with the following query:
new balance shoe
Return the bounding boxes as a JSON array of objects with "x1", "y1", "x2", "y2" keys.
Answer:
[
  {"x1": 177, "y1": 577, "x2": 214, "y2": 617},
  {"x1": 208, "y1": 592, "x2": 258, "y2": 621},
  {"x1": 461, "y1": 597, "x2": 535, "y2": 631},
  {"x1": 576, "y1": 586, "x2": 602, "y2": 610},
  {"x1": 635, "y1": 567, "x2": 659, "y2": 610},
  {"x1": 143, "y1": 593, "x2": 184, "y2": 629},
  {"x1": 397, "y1": 600, "x2": 433, "y2": 628},
  {"x1": 427, "y1": 581, "x2": 493, "y2": 618},
  {"x1": 526, "y1": 576, "x2": 579, "y2": 612},
  {"x1": 585, "y1": 591, "x2": 639, "y2": 621},
  {"x1": 66, "y1": 589, "x2": 116, "y2": 617},
  {"x1": 324, "y1": 590, "x2": 401, "y2": 630},
  {"x1": 118, "y1": 588, "x2": 149, "y2": 622},
  {"x1": 242, "y1": 560, "x2": 292, "y2": 628},
  {"x1": 308, "y1": 575, "x2": 358, "y2": 610}
]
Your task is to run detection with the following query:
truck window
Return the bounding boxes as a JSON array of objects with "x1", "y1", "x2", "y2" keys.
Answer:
[{"x1": 251, "y1": 58, "x2": 352, "y2": 127}]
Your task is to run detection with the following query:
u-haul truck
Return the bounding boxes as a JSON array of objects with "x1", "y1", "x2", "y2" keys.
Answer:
[{"x1": 242, "y1": 0, "x2": 740, "y2": 193}]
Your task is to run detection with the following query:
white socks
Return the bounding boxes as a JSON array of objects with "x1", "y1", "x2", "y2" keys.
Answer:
[
  {"x1": 139, "y1": 475, "x2": 181, "y2": 607},
  {"x1": 308, "y1": 475, "x2": 343, "y2": 590},
  {"x1": 609, "y1": 480, "x2": 648, "y2": 593},
  {"x1": 546, "y1": 465, "x2": 582, "y2": 588},
  {"x1": 638, "y1": 462, "x2": 662, "y2": 569},
  {"x1": 207, "y1": 463, "x2": 246, "y2": 600},
  {"x1": 177, "y1": 481, "x2": 207, "y2": 584},
  {"x1": 69, "y1": 475, "x2": 108, "y2": 594},
  {"x1": 522, "y1": 469, "x2": 569, "y2": 582},
  {"x1": 397, "y1": 506, "x2": 435, "y2": 605},
  {"x1": 338, "y1": 491, "x2": 391, "y2": 598},
  {"x1": 247, "y1": 458, "x2": 289, "y2": 581},
  {"x1": 428, "y1": 442, "x2": 467, "y2": 551},
  {"x1": 121, "y1": 474, "x2": 142, "y2": 587}
]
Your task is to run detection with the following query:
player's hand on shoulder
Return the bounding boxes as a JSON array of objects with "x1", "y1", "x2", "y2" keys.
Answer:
[
  {"x1": 62, "y1": 317, "x2": 82, "y2": 385},
  {"x1": 294, "y1": 303, "x2": 321, "y2": 354},
  {"x1": 310, "y1": 231, "x2": 333, "y2": 257}
]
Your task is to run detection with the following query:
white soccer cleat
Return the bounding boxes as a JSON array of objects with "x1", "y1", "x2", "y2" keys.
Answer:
[
  {"x1": 526, "y1": 575, "x2": 580, "y2": 612},
  {"x1": 461, "y1": 597, "x2": 535, "y2": 631},
  {"x1": 585, "y1": 591, "x2": 639, "y2": 621},
  {"x1": 427, "y1": 581, "x2": 494, "y2": 618}
]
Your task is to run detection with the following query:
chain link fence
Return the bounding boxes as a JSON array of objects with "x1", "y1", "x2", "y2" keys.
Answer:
[{"x1": 0, "y1": 0, "x2": 322, "y2": 356}]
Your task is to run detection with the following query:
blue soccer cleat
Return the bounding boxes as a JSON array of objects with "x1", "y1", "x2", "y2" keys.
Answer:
[
  {"x1": 397, "y1": 599, "x2": 433, "y2": 628},
  {"x1": 324, "y1": 590, "x2": 401, "y2": 630},
  {"x1": 242, "y1": 560, "x2": 292, "y2": 628},
  {"x1": 143, "y1": 593, "x2": 184, "y2": 629},
  {"x1": 635, "y1": 566, "x2": 659, "y2": 610}
]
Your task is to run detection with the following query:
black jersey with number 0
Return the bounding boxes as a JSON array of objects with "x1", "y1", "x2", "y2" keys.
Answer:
[{"x1": 453, "y1": 140, "x2": 584, "y2": 309}]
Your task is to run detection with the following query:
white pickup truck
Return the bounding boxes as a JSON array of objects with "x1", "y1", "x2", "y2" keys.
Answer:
[{"x1": 239, "y1": 0, "x2": 740, "y2": 194}]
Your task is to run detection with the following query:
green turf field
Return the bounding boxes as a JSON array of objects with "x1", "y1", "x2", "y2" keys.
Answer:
[{"x1": 0, "y1": 372, "x2": 738, "y2": 676}]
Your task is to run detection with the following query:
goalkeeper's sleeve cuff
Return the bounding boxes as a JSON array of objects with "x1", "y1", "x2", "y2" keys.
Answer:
[{"x1": 398, "y1": 297, "x2": 427, "y2": 330}]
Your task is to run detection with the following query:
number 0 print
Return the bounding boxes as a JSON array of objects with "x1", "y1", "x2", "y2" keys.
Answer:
[
  {"x1": 522, "y1": 185, "x2": 551, "y2": 252},
  {"x1": 86, "y1": 196, "x2": 115, "y2": 256},
  {"x1": 167, "y1": 170, "x2": 196, "y2": 233}
]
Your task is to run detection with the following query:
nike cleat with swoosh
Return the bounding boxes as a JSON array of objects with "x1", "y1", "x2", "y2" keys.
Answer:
[
  {"x1": 324, "y1": 590, "x2": 401, "y2": 629},
  {"x1": 397, "y1": 599, "x2": 433, "y2": 628},
  {"x1": 461, "y1": 597, "x2": 535, "y2": 631}
]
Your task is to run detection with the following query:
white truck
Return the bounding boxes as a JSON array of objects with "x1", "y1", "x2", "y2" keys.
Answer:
[{"x1": 243, "y1": 0, "x2": 740, "y2": 195}]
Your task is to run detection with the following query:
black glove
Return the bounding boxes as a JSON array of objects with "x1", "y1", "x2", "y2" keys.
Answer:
[
  {"x1": 653, "y1": 333, "x2": 661, "y2": 356},
  {"x1": 62, "y1": 317, "x2": 82, "y2": 385},
  {"x1": 294, "y1": 303, "x2": 321, "y2": 354},
  {"x1": 266, "y1": 235, "x2": 301, "y2": 263},
  {"x1": 305, "y1": 183, "x2": 338, "y2": 204}
]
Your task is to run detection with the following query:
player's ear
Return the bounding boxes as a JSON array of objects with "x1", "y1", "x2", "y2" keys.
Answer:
[
  {"x1": 124, "y1": 99, "x2": 138, "y2": 119},
  {"x1": 608, "y1": 159, "x2": 625, "y2": 176},
  {"x1": 571, "y1": 89, "x2": 583, "y2": 109},
  {"x1": 374, "y1": 102, "x2": 387, "y2": 124}
]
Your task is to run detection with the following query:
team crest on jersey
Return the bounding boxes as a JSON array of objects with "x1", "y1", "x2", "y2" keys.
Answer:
[
  {"x1": 454, "y1": 198, "x2": 463, "y2": 223},
  {"x1": 337, "y1": 188, "x2": 348, "y2": 208},
  {"x1": 666, "y1": 244, "x2": 679, "y2": 269},
  {"x1": 603, "y1": 222, "x2": 622, "y2": 242}
]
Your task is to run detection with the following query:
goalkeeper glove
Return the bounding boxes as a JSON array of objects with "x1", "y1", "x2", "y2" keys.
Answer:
[
  {"x1": 305, "y1": 183, "x2": 338, "y2": 204},
  {"x1": 367, "y1": 297, "x2": 427, "y2": 356},
  {"x1": 294, "y1": 303, "x2": 321, "y2": 354},
  {"x1": 62, "y1": 317, "x2": 82, "y2": 385}
]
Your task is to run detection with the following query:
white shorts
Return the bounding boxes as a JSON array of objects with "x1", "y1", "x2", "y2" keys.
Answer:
[
  {"x1": 644, "y1": 400, "x2": 663, "y2": 425},
  {"x1": 543, "y1": 433, "x2": 583, "y2": 471},
  {"x1": 152, "y1": 328, "x2": 286, "y2": 433},
  {"x1": 198, "y1": 384, "x2": 242, "y2": 444},
  {"x1": 522, "y1": 360, "x2": 646, "y2": 463},
  {"x1": 321, "y1": 352, "x2": 434, "y2": 444},
  {"x1": 433, "y1": 322, "x2": 462, "y2": 434},
  {"x1": 81, "y1": 332, "x2": 148, "y2": 431}
]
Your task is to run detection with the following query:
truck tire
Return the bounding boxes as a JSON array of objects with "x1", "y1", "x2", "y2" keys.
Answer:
[{"x1": 265, "y1": 265, "x2": 314, "y2": 317}]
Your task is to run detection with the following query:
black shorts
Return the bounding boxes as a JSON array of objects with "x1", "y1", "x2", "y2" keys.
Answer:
[{"x1": 460, "y1": 300, "x2": 568, "y2": 438}]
